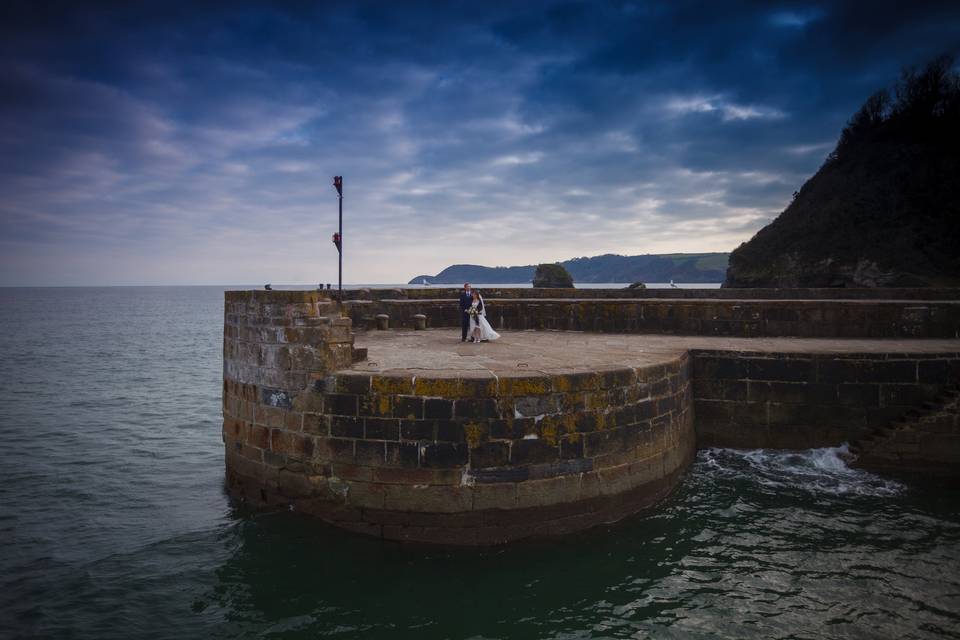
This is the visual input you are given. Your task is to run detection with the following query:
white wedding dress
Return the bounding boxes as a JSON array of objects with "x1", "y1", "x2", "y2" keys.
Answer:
[{"x1": 469, "y1": 298, "x2": 500, "y2": 342}]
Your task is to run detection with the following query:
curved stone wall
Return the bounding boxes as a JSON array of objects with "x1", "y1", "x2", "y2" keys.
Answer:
[{"x1": 222, "y1": 291, "x2": 695, "y2": 545}]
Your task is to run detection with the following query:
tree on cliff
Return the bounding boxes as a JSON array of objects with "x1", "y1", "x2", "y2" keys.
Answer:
[
  {"x1": 725, "y1": 54, "x2": 960, "y2": 288},
  {"x1": 532, "y1": 263, "x2": 574, "y2": 288}
]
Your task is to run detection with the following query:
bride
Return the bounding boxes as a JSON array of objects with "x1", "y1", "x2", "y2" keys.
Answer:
[{"x1": 468, "y1": 290, "x2": 500, "y2": 343}]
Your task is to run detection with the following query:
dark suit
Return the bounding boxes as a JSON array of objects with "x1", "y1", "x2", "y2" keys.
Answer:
[{"x1": 458, "y1": 290, "x2": 473, "y2": 341}]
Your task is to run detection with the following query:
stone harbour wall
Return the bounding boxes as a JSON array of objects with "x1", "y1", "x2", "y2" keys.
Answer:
[
  {"x1": 333, "y1": 287, "x2": 960, "y2": 301},
  {"x1": 344, "y1": 298, "x2": 960, "y2": 339},
  {"x1": 692, "y1": 351, "x2": 960, "y2": 449},
  {"x1": 223, "y1": 291, "x2": 695, "y2": 545},
  {"x1": 223, "y1": 290, "x2": 960, "y2": 545}
]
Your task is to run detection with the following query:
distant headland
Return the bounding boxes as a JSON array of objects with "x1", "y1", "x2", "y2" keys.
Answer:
[{"x1": 410, "y1": 252, "x2": 728, "y2": 285}]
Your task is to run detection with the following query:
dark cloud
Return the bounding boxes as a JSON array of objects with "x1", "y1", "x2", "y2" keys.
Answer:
[{"x1": 0, "y1": 0, "x2": 958, "y2": 284}]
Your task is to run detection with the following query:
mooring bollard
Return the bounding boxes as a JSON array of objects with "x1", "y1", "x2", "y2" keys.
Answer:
[
  {"x1": 413, "y1": 314, "x2": 427, "y2": 330},
  {"x1": 375, "y1": 314, "x2": 389, "y2": 330}
]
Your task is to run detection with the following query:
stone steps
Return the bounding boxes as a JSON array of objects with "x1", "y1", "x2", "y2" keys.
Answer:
[{"x1": 848, "y1": 383, "x2": 960, "y2": 459}]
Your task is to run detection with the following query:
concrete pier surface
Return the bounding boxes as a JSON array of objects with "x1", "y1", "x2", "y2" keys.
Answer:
[{"x1": 352, "y1": 329, "x2": 960, "y2": 377}]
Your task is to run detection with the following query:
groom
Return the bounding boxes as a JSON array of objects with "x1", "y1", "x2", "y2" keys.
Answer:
[{"x1": 458, "y1": 283, "x2": 472, "y2": 342}]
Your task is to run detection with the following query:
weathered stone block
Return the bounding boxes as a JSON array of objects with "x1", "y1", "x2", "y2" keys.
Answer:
[
  {"x1": 270, "y1": 430, "x2": 314, "y2": 459},
  {"x1": 454, "y1": 398, "x2": 499, "y2": 420},
  {"x1": 584, "y1": 428, "x2": 629, "y2": 458},
  {"x1": 420, "y1": 442, "x2": 468, "y2": 468},
  {"x1": 816, "y1": 359, "x2": 865, "y2": 385},
  {"x1": 470, "y1": 441, "x2": 511, "y2": 468},
  {"x1": 881, "y1": 384, "x2": 929, "y2": 406},
  {"x1": 384, "y1": 441, "x2": 420, "y2": 468},
  {"x1": 355, "y1": 440, "x2": 385, "y2": 465},
  {"x1": 346, "y1": 480, "x2": 387, "y2": 509},
  {"x1": 599, "y1": 367, "x2": 637, "y2": 389},
  {"x1": 372, "y1": 466, "x2": 435, "y2": 484},
  {"x1": 255, "y1": 405, "x2": 287, "y2": 429},
  {"x1": 694, "y1": 399, "x2": 734, "y2": 425},
  {"x1": 394, "y1": 395, "x2": 424, "y2": 420},
  {"x1": 383, "y1": 484, "x2": 472, "y2": 513},
  {"x1": 628, "y1": 454, "x2": 665, "y2": 486},
  {"x1": 459, "y1": 376, "x2": 498, "y2": 397},
  {"x1": 574, "y1": 411, "x2": 598, "y2": 433},
  {"x1": 293, "y1": 389, "x2": 324, "y2": 414},
  {"x1": 400, "y1": 419, "x2": 435, "y2": 441},
  {"x1": 838, "y1": 383, "x2": 880, "y2": 406},
  {"x1": 414, "y1": 377, "x2": 462, "y2": 397},
  {"x1": 693, "y1": 378, "x2": 723, "y2": 399},
  {"x1": 326, "y1": 393, "x2": 358, "y2": 416},
  {"x1": 246, "y1": 424, "x2": 270, "y2": 449},
  {"x1": 862, "y1": 360, "x2": 917, "y2": 384},
  {"x1": 636, "y1": 399, "x2": 658, "y2": 421},
  {"x1": 553, "y1": 371, "x2": 599, "y2": 392},
  {"x1": 358, "y1": 393, "x2": 393, "y2": 418},
  {"x1": 510, "y1": 439, "x2": 559, "y2": 465},
  {"x1": 516, "y1": 475, "x2": 580, "y2": 509},
  {"x1": 330, "y1": 463, "x2": 373, "y2": 482},
  {"x1": 498, "y1": 375, "x2": 551, "y2": 396},
  {"x1": 436, "y1": 420, "x2": 465, "y2": 443},
  {"x1": 372, "y1": 376, "x2": 414, "y2": 395},
  {"x1": 597, "y1": 463, "x2": 634, "y2": 495},
  {"x1": 473, "y1": 483, "x2": 517, "y2": 510},
  {"x1": 424, "y1": 397, "x2": 453, "y2": 420},
  {"x1": 917, "y1": 359, "x2": 950, "y2": 384},
  {"x1": 312, "y1": 437, "x2": 355, "y2": 464},
  {"x1": 560, "y1": 435, "x2": 584, "y2": 459},
  {"x1": 514, "y1": 394, "x2": 558, "y2": 417},
  {"x1": 747, "y1": 358, "x2": 815, "y2": 383},
  {"x1": 330, "y1": 416, "x2": 363, "y2": 438},
  {"x1": 365, "y1": 417, "x2": 400, "y2": 441}
]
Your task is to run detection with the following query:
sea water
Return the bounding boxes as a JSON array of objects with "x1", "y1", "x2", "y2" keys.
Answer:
[{"x1": 1, "y1": 287, "x2": 958, "y2": 639}]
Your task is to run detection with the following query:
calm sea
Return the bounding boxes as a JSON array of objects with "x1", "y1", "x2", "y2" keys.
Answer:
[{"x1": 1, "y1": 286, "x2": 958, "y2": 639}]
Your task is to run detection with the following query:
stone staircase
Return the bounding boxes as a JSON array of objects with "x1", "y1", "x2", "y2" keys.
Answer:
[{"x1": 848, "y1": 384, "x2": 960, "y2": 477}]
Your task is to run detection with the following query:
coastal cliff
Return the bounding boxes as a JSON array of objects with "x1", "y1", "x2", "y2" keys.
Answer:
[{"x1": 725, "y1": 56, "x2": 960, "y2": 288}]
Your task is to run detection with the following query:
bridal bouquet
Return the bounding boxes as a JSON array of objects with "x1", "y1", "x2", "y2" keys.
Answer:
[{"x1": 467, "y1": 306, "x2": 480, "y2": 318}]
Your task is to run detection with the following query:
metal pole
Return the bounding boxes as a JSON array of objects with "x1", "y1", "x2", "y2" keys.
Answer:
[{"x1": 338, "y1": 179, "x2": 343, "y2": 302}]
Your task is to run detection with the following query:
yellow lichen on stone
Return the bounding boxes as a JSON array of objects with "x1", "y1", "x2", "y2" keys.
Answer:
[
  {"x1": 372, "y1": 376, "x2": 414, "y2": 395},
  {"x1": 378, "y1": 395, "x2": 392, "y2": 416},
  {"x1": 595, "y1": 411, "x2": 608, "y2": 431},
  {"x1": 464, "y1": 422, "x2": 488, "y2": 448},
  {"x1": 552, "y1": 375, "x2": 572, "y2": 393},
  {"x1": 540, "y1": 418, "x2": 559, "y2": 445},
  {"x1": 502, "y1": 377, "x2": 551, "y2": 396},
  {"x1": 414, "y1": 377, "x2": 461, "y2": 397}
]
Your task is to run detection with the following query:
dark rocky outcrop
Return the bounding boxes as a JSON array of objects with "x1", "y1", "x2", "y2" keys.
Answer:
[
  {"x1": 725, "y1": 55, "x2": 960, "y2": 288},
  {"x1": 532, "y1": 263, "x2": 574, "y2": 288}
]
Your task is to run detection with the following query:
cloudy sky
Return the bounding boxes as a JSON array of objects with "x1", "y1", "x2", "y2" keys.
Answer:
[{"x1": 1, "y1": 1, "x2": 958, "y2": 286}]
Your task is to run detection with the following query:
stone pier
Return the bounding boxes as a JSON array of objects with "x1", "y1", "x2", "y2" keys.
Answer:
[{"x1": 222, "y1": 290, "x2": 960, "y2": 545}]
